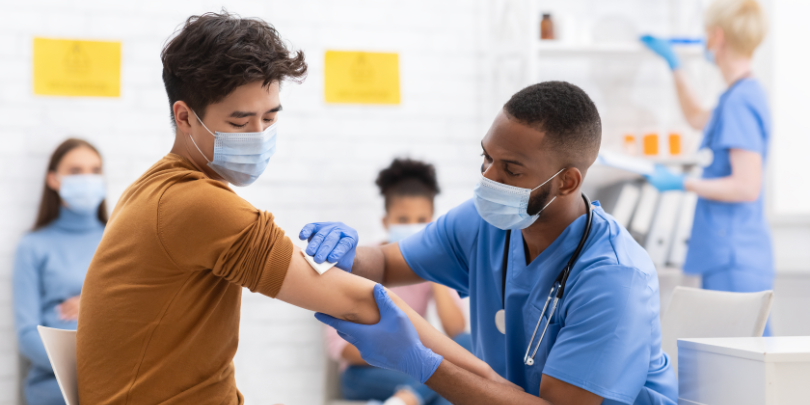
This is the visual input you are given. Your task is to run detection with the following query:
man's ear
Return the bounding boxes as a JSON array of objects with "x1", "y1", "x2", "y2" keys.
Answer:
[
  {"x1": 558, "y1": 168, "x2": 582, "y2": 197},
  {"x1": 381, "y1": 216, "x2": 389, "y2": 231},
  {"x1": 173, "y1": 101, "x2": 193, "y2": 134}
]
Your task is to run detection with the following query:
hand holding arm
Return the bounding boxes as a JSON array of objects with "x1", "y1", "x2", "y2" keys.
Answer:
[
  {"x1": 316, "y1": 284, "x2": 442, "y2": 383},
  {"x1": 319, "y1": 286, "x2": 599, "y2": 404}
]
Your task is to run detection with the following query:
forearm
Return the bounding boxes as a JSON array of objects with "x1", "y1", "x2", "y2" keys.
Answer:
[
  {"x1": 426, "y1": 360, "x2": 546, "y2": 405},
  {"x1": 673, "y1": 70, "x2": 711, "y2": 130},
  {"x1": 388, "y1": 291, "x2": 495, "y2": 382},
  {"x1": 685, "y1": 176, "x2": 759, "y2": 202},
  {"x1": 354, "y1": 243, "x2": 425, "y2": 287},
  {"x1": 685, "y1": 149, "x2": 762, "y2": 202},
  {"x1": 352, "y1": 246, "x2": 385, "y2": 283}
]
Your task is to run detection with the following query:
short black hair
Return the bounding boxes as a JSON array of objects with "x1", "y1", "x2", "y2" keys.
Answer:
[
  {"x1": 161, "y1": 11, "x2": 307, "y2": 125},
  {"x1": 375, "y1": 158, "x2": 440, "y2": 211},
  {"x1": 504, "y1": 81, "x2": 601, "y2": 169}
]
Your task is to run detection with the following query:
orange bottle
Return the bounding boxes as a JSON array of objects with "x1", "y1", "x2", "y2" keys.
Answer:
[
  {"x1": 668, "y1": 133, "x2": 682, "y2": 155},
  {"x1": 623, "y1": 134, "x2": 637, "y2": 155},
  {"x1": 642, "y1": 133, "x2": 659, "y2": 156},
  {"x1": 540, "y1": 14, "x2": 554, "y2": 40}
]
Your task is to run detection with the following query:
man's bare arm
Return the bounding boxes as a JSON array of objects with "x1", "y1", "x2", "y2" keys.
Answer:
[{"x1": 426, "y1": 361, "x2": 602, "y2": 405}]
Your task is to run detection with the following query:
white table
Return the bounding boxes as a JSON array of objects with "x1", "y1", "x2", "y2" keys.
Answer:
[{"x1": 678, "y1": 337, "x2": 810, "y2": 405}]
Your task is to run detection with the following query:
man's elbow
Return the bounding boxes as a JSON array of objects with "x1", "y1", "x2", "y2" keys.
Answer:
[{"x1": 342, "y1": 292, "x2": 381, "y2": 325}]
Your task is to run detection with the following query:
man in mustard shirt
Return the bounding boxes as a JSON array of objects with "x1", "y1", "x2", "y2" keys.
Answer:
[{"x1": 76, "y1": 12, "x2": 508, "y2": 404}]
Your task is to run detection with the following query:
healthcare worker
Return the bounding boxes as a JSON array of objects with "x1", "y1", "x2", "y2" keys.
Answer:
[
  {"x1": 76, "y1": 12, "x2": 507, "y2": 405},
  {"x1": 302, "y1": 81, "x2": 677, "y2": 404},
  {"x1": 14, "y1": 138, "x2": 107, "y2": 405},
  {"x1": 641, "y1": 0, "x2": 773, "y2": 334}
]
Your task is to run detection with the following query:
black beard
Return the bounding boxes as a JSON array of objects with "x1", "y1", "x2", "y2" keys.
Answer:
[{"x1": 526, "y1": 186, "x2": 552, "y2": 217}]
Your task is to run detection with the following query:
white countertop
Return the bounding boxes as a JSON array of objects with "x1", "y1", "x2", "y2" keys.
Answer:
[{"x1": 678, "y1": 336, "x2": 810, "y2": 363}]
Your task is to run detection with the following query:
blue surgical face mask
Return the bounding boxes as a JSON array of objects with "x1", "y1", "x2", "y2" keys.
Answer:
[
  {"x1": 473, "y1": 168, "x2": 564, "y2": 230},
  {"x1": 59, "y1": 174, "x2": 106, "y2": 215},
  {"x1": 189, "y1": 110, "x2": 277, "y2": 187},
  {"x1": 388, "y1": 223, "x2": 427, "y2": 243}
]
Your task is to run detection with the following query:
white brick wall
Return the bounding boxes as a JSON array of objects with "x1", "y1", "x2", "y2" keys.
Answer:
[{"x1": 0, "y1": 1, "x2": 486, "y2": 404}]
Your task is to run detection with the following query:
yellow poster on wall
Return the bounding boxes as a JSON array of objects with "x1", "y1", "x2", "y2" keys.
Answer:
[
  {"x1": 324, "y1": 51, "x2": 400, "y2": 105},
  {"x1": 33, "y1": 37, "x2": 121, "y2": 97}
]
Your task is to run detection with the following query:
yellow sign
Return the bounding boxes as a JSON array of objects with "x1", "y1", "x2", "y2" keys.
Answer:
[
  {"x1": 33, "y1": 38, "x2": 121, "y2": 97},
  {"x1": 324, "y1": 51, "x2": 400, "y2": 105}
]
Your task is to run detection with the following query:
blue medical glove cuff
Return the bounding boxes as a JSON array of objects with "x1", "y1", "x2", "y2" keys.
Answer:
[
  {"x1": 407, "y1": 346, "x2": 443, "y2": 384},
  {"x1": 640, "y1": 35, "x2": 681, "y2": 70},
  {"x1": 645, "y1": 165, "x2": 686, "y2": 192}
]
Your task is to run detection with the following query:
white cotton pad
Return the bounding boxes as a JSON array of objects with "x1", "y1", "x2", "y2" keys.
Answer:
[{"x1": 301, "y1": 250, "x2": 337, "y2": 275}]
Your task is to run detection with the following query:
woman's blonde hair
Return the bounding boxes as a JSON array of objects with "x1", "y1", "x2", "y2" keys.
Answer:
[{"x1": 705, "y1": 0, "x2": 768, "y2": 57}]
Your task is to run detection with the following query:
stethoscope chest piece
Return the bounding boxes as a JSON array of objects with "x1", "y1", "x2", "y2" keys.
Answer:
[
  {"x1": 495, "y1": 309, "x2": 506, "y2": 334},
  {"x1": 525, "y1": 358, "x2": 535, "y2": 366}
]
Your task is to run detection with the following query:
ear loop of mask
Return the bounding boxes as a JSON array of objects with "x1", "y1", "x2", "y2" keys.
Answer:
[
  {"x1": 187, "y1": 110, "x2": 214, "y2": 164},
  {"x1": 531, "y1": 168, "x2": 565, "y2": 216}
]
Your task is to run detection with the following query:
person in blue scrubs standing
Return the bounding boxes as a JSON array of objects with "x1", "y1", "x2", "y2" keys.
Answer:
[
  {"x1": 13, "y1": 138, "x2": 107, "y2": 405},
  {"x1": 641, "y1": 0, "x2": 773, "y2": 334},
  {"x1": 300, "y1": 81, "x2": 677, "y2": 404}
]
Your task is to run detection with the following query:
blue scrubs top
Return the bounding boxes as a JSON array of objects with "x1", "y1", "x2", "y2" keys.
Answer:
[
  {"x1": 400, "y1": 200, "x2": 677, "y2": 404},
  {"x1": 683, "y1": 78, "x2": 773, "y2": 275}
]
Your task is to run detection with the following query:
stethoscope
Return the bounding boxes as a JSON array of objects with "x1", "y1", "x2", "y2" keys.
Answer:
[{"x1": 494, "y1": 193, "x2": 594, "y2": 366}]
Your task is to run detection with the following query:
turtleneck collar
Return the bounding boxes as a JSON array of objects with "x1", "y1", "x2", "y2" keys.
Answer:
[{"x1": 52, "y1": 205, "x2": 104, "y2": 232}]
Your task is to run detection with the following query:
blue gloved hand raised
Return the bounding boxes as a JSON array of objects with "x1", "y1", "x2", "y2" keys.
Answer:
[
  {"x1": 644, "y1": 164, "x2": 685, "y2": 192},
  {"x1": 640, "y1": 35, "x2": 680, "y2": 70},
  {"x1": 299, "y1": 222, "x2": 358, "y2": 271},
  {"x1": 315, "y1": 284, "x2": 444, "y2": 384}
]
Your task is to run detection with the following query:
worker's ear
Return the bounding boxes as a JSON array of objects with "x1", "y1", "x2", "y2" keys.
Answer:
[
  {"x1": 557, "y1": 168, "x2": 582, "y2": 197},
  {"x1": 381, "y1": 216, "x2": 389, "y2": 231}
]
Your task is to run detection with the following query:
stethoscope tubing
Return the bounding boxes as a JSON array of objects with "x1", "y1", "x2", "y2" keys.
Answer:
[{"x1": 519, "y1": 193, "x2": 594, "y2": 366}]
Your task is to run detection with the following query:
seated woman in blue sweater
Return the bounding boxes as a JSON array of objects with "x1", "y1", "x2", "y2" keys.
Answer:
[{"x1": 13, "y1": 138, "x2": 107, "y2": 405}]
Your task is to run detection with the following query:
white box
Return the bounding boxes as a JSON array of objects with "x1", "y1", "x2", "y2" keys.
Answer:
[{"x1": 678, "y1": 337, "x2": 810, "y2": 405}]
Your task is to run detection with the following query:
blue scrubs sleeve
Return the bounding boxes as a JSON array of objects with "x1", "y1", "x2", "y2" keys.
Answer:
[
  {"x1": 13, "y1": 238, "x2": 53, "y2": 370},
  {"x1": 712, "y1": 93, "x2": 765, "y2": 155},
  {"x1": 399, "y1": 200, "x2": 480, "y2": 296},
  {"x1": 543, "y1": 265, "x2": 655, "y2": 404}
]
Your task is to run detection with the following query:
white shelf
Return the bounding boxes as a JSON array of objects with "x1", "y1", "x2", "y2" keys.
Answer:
[{"x1": 535, "y1": 42, "x2": 703, "y2": 57}]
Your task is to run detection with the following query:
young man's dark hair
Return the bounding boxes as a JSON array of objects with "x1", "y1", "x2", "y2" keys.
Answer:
[
  {"x1": 161, "y1": 11, "x2": 307, "y2": 123},
  {"x1": 503, "y1": 81, "x2": 601, "y2": 170}
]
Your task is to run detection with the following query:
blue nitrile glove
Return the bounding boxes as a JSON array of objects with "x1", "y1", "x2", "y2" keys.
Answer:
[
  {"x1": 644, "y1": 164, "x2": 685, "y2": 192},
  {"x1": 640, "y1": 35, "x2": 681, "y2": 70},
  {"x1": 315, "y1": 284, "x2": 443, "y2": 384},
  {"x1": 299, "y1": 222, "x2": 358, "y2": 271}
]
